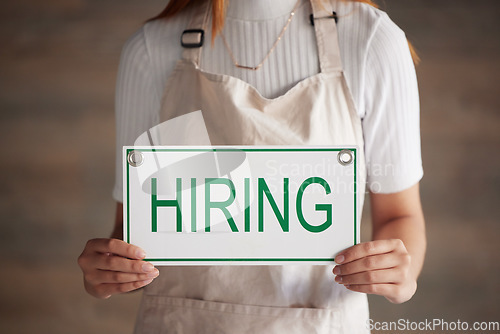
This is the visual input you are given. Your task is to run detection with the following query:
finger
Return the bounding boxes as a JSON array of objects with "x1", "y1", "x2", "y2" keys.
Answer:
[
  {"x1": 86, "y1": 238, "x2": 146, "y2": 260},
  {"x1": 93, "y1": 253, "x2": 156, "y2": 274},
  {"x1": 335, "y1": 239, "x2": 404, "y2": 264},
  {"x1": 335, "y1": 268, "x2": 404, "y2": 285},
  {"x1": 333, "y1": 252, "x2": 402, "y2": 276},
  {"x1": 90, "y1": 268, "x2": 159, "y2": 284},
  {"x1": 95, "y1": 278, "x2": 156, "y2": 299}
]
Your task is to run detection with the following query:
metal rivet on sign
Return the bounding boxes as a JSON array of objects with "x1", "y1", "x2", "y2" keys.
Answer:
[
  {"x1": 127, "y1": 150, "x2": 144, "y2": 167},
  {"x1": 337, "y1": 150, "x2": 353, "y2": 166}
]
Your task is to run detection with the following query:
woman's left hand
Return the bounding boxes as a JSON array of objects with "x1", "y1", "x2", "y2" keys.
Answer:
[{"x1": 333, "y1": 239, "x2": 416, "y2": 304}]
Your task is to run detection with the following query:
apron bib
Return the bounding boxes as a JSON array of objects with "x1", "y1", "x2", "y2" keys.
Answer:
[{"x1": 134, "y1": 1, "x2": 369, "y2": 333}]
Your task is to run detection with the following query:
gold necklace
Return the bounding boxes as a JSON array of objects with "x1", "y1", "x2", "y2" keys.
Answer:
[{"x1": 219, "y1": 0, "x2": 302, "y2": 71}]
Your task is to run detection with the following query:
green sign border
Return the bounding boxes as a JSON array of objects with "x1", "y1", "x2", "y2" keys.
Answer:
[{"x1": 126, "y1": 147, "x2": 357, "y2": 263}]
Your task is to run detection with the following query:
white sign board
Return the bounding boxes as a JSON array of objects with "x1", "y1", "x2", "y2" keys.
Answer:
[{"x1": 123, "y1": 146, "x2": 359, "y2": 265}]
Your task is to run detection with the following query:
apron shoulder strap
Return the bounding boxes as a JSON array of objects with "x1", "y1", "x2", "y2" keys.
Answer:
[
  {"x1": 310, "y1": 0, "x2": 343, "y2": 73},
  {"x1": 181, "y1": 0, "x2": 342, "y2": 72},
  {"x1": 181, "y1": 0, "x2": 212, "y2": 65}
]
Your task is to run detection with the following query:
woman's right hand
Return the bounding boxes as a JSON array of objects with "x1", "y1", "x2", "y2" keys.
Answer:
[{"x1": 78, "y1": 238, "x2": 159, "y2": 299}]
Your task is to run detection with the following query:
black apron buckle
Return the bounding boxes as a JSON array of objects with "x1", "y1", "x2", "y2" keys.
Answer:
[
  {"x1": 181, "y1": 29, "x2": 205, "y2": 48},
  {"x1": 310, "y1": 11, "x2": 338, "y2": 26}
]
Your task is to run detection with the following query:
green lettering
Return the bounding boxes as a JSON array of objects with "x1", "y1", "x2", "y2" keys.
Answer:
[
  {"x1": 151, "y1": 177, "x2": 182, "y2": 232},
  {"x1": 296, "y1": 177, "x2": 332, "y2": 233},
  {"x1": 205, "y1": 178, "x2": 238, "y2": 232},
  {"x1": 258, "y1": 178, "x2": 289, "y2": 232},
  {"x1": 244, "y1": 178, "x2": 250, "y2": 232},
  {"x1": 190, "y1": 178, "x2": 197, "y2": 232}
]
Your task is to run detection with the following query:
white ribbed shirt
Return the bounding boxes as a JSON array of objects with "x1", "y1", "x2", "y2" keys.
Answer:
[{"x1": 112, "y1": 0, "x2": 423, "y2": 201}]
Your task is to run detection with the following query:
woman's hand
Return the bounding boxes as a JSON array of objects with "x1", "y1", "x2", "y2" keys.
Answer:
[
  {"x1": 78, "y1": 238, "x2": 159, "y2": 299},
  {"x1": 333, "y1": 239, "x2": 416, "y2": 304}
]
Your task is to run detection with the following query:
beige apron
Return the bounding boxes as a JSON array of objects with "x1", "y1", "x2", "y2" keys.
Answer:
[{"x1": 134, "y1": 0, "x2": 369, "y2": 332}]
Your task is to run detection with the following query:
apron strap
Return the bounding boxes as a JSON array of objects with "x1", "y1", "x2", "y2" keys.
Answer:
[
  {"x1": 181, "y1": 0, "x2": 342, "y2": 72},
  {"x1": 310, "y1": 0, "x2": 343, "y2": 73},
  {"x1": 181, "y1": 0, "x2": 212, "y2": 65}
]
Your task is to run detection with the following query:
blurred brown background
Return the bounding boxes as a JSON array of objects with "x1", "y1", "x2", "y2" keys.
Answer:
[{"x1": 0, "y1": 0, "x2": 498, "y2": 333}]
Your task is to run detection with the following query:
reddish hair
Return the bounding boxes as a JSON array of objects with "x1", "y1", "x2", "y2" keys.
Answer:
[{"x1": 149, "y1": 0, "x2": 419, "y2": 64}]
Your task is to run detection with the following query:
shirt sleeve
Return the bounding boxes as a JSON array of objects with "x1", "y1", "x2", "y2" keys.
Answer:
[
  {"x1": 362, "y1": 12, "x2": 423, "y2": 194},
  {"x1": 112, "y1": 27, "x2": 160, "y2": 202}
]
